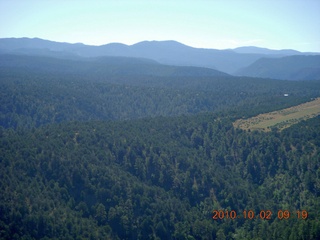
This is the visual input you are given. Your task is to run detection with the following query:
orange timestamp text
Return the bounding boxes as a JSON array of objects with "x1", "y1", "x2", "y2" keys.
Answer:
[{"x1": 212, "y1": 210, "x2": 308, "y2": 220}]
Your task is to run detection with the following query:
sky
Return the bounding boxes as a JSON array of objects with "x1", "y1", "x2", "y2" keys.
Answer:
[{"x1": 1, "y1": 0, "x2": 320, "y2": 52}]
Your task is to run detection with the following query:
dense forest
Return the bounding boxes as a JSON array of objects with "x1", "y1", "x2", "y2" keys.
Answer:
[
  {"x1": 1, "y1": 54, "x2": 320, "y2": 129},
  {"x1": 0, "y1": 54, "x2": 320, "y2": 239}
]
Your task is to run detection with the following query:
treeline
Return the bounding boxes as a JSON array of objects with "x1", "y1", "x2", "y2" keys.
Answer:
[{"x1": 1, "y1": 114, "x2": 319, "y2": 239}]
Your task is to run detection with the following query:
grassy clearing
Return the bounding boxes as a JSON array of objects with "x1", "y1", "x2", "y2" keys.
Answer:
[{"x1": 233, "y1": 98, "x2": 320, "y2": 132}]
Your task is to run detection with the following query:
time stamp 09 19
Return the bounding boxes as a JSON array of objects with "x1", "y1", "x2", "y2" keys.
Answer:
[{"x1": 212, "y1": 210, "x2": 308, "y2": 220}]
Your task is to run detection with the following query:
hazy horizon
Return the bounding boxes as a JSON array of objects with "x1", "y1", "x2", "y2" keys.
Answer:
[
  {"x1": 3, "y1": 36, "x2": 320, "y2": 53},
  {"x1": 1, "y1": 0, "x2": 320, "y2": 52}
]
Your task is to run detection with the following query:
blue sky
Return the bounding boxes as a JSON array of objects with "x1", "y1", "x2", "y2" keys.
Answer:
[{"x1": 1, "y1": 0, "x2": 320, "y2": 52}]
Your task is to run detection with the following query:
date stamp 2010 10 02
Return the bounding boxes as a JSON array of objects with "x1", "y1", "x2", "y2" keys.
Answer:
[{"x1": 212, "y1": 209, "x2": 308, "y2": 220}]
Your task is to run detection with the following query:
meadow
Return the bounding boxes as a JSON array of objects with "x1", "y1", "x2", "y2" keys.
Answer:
[{"x1": 233, "y1": 97, "x2": 320, "y2": 131}]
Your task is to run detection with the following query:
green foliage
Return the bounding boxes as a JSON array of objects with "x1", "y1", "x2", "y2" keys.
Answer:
[
  {"x1": 0, "y1": 56, "x2": 319, "y2": 239},
  {"x1": 1, "y1": 114, "x2": 319, "y2": 239},
  {"x1": 1, "y1": 59, "x2": 320, "y2": 129}
]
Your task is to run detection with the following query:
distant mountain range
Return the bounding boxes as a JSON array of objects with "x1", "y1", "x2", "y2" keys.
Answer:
[
  {"x1": 0, "y1": 37, "x2": 319, "y2": 80},
  {"x1": 232, "y1": 46, "x2": 302, "y2": 55}
]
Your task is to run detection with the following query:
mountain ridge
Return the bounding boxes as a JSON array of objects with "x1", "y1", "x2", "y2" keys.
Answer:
[
  {"x1": 0, "y1": 53, "x2": 229, "y2": 78},
  {"x1": 1, "y1": 37, "x2": 319, "y2": 74},
  {"x1": 232, "y1": 46, "x2": 302, "y2": 55},
  {"x1": 236, "y1": 55, "x2": 320, "y2": 80}
]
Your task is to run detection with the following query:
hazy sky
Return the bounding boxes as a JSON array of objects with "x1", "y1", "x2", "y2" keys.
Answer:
[{"x1": 1, "y1": 0, "x2": 320, "y2": 52}]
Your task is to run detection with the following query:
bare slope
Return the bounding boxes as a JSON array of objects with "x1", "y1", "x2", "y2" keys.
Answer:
[{"x1": 233, "y1": 98, "x2": 320, "y2": 131}]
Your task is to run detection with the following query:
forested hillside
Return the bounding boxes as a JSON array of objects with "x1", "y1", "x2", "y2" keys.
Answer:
[
  {"x1": 236, "y1": 55, "x2": 320, "y2": 80},
  {"x1": 1, "y1": 54, "x2": 320, "y2": 129},
  {"x1": 0, "y1": 54, "x2": 320, "y2": 239},
  {"x1": 0, "y1": 54, "x2": 229, "y2": 77},
  {"x1": 1, "y1": 115, "x2": 320, "y2": 239}
]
